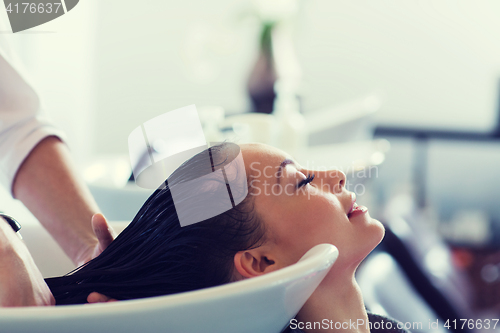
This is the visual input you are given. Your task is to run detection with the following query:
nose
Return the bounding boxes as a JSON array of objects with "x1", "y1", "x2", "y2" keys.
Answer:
[
  {"x1": 315, "y1": 168, "x2": 346, "y2": 194},
  {"x1": 332, "y1": 169, "x2": 346, "y2": 193}
]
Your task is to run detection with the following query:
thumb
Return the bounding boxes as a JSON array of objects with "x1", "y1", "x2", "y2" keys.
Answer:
[{"x1": 91, "y1": 213, "x2": 116, "y2": 252}]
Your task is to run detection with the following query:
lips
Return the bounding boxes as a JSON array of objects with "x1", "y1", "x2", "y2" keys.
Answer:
[
  {"x1": 347, "y1": 193, "x2": 356, "y2": 215},
  {"x1": 347, "y1": 193, "x2": 367, "y2": 218}
]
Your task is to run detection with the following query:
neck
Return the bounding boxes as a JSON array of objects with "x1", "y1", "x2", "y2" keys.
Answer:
[{"x1": 295, "y1": 268, "x2": 369, "y2": 333}]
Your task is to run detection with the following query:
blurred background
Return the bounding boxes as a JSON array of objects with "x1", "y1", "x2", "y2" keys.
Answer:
[{"x1": 1, "y1": 0, "x2": 500, "y2": 331}]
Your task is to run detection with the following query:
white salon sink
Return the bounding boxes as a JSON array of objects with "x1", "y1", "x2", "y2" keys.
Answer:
[{"x1": 1, "y1": 221, "x2": 338, "y2": 333}]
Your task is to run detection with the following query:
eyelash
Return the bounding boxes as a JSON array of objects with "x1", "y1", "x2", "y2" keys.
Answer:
[{"x1": 298, "y1": 174, "x2": 315, "y2": 188}]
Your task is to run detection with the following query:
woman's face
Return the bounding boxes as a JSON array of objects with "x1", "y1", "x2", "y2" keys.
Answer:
[{"x1": 240, "y1": 143, "x2": 385, "y2": 273}]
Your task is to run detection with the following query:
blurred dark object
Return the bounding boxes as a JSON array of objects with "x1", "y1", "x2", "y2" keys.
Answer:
[
  {"x1": 381, "y1": 227, "x2": 472, "y2": 333},
  {"x1": 358, "y1": 194, "x2": 475, "y2": 333},
  {"x1": 452, "y1": 247, "x2": 500, "y2": 313},
  {"x1": 247, "y1": 23, "x2": 276, "y2": 114}
]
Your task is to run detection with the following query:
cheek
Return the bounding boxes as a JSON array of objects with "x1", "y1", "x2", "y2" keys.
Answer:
[
  {"x1": 307, "y1": 194, "x2": 348, "y2": 229},
  {"x1": 277, "y1": 195, "x2": 346, "y2": 248},
  {"x1": 303, "y1": 196, "x2": 358, "y2": 253},
  {"x1": 257, "y1": 190, "x2": 352, "y2": 260}
]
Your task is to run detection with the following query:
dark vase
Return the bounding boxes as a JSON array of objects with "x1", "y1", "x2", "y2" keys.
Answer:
[{"x1": 247, "y1": 23, "x2": 277, "y2": 114}]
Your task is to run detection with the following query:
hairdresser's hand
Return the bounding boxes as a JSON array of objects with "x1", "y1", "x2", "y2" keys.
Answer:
[
  {"x1": 76, "y1": 213, "x2": 116, "y2": 267},
  {"x1": 0, "y1": 218, "x2": 55, "y2": 307}
]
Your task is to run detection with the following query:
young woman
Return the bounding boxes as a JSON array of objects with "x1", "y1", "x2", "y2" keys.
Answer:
[{"x1": 4, "y1": 142, "x2": 407, "y2": 332}]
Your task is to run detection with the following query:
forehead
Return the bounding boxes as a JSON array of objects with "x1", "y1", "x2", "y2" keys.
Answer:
[{"x1": 240, "y1": 143, "x2": 290, "y2": 174}]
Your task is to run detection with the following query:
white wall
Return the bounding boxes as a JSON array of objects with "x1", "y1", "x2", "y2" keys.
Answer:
[
  {"x1": 4, "y1": 1, "x2": 500, "y2": 225},
  {"x1": 5, "y1": 0, "x2": 500, "y2": 160},
  {"x1": 296, "y1": 0, "x2": 500, "y2": 131},
  {"x1": 0, "y1": 1, "x2": 96, "y2": 166},
  {"x1": 91, "y1": 0, "x2": 259, "y2": 154},
  {"x1": 90, "y1": 0, "x2": 500, "y2": 155}
]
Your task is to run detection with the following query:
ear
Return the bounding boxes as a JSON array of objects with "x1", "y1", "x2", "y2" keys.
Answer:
[
  {"x1": 87, "y1": 292, "x2": 117, "y2": 304},
  {"x1": 233, "y1": 249, "x2": 278, "y2": 279}
]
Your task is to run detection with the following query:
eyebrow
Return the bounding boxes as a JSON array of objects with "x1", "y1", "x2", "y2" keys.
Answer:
[{"x1": 277, "y1": 159, "x2": 295, "y2": 184}]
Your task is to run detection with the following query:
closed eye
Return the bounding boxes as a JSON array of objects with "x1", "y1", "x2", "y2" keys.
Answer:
[{"x1": 297, "y1": 174, "x2": 315, "y2": 188}]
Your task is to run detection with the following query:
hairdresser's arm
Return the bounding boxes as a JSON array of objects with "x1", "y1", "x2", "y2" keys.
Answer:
[
  {"x1": 12, "y1": 137, "x2": 115, "y2": 267},
  {"x1": 0, "y1": 217, "x2": 54, "y2": 307}
]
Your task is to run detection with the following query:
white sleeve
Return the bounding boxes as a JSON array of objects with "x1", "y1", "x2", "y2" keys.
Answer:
[{"x1": 0, "y1": 33, "x2": 66, "y2": 196}]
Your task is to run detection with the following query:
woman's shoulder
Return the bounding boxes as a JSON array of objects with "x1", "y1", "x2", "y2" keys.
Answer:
[{"x1": 283, "y1": 312, "x2": 412, "y2": 333}]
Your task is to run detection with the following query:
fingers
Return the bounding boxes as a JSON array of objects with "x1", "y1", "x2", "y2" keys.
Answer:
[
  {"x1": 86, "y1": 292, "x2": 117, "y2": 304},
  {"x1": 91, "y1": 213, "x2": 116, "y2": 253}
]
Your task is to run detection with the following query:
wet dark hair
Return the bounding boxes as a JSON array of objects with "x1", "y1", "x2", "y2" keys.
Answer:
[{"x1": 45, "y1": 143, "x2": 266, "y2": 305}]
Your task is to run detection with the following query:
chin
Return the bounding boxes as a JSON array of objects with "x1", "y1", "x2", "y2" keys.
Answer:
[
  {"x1": 352, "y1": 217, "x2": 385, "y2": 268},
  {"x1": 370, "y1": 217, "x2": 386, "y2": 245}
]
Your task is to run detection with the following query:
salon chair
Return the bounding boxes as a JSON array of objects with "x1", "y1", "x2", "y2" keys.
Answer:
[{"x1": 0, "y1": 220, "x2": 338, "y2": 333}]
